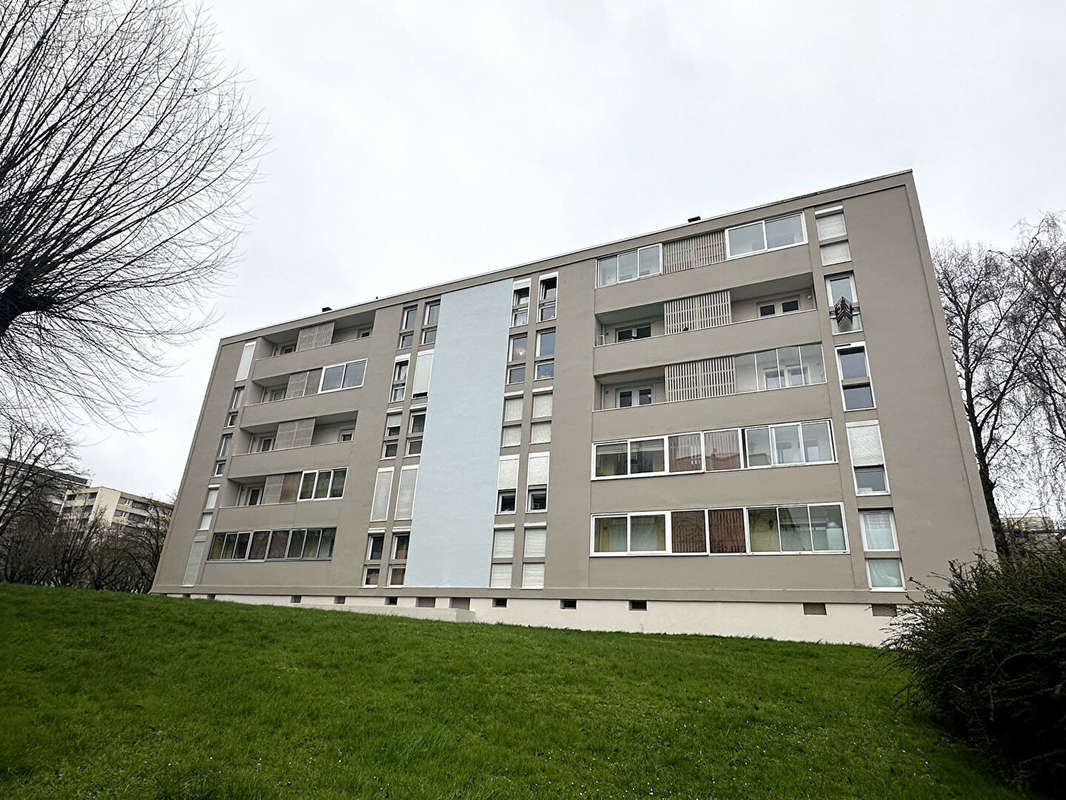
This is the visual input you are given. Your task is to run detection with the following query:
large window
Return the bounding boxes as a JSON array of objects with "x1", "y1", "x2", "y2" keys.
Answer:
[
  {"x1": 297, "y1": 468, "x2": 346, "y2": 501},
  {"x1": 593, "y1": 420, "x2": 834, "y2": 478},
  {"x1": 847, "y1": 421, "x2": 889, "y2": 495},
  {"x1": 867, "y1": 558, "x2": 904, "y2": 590},
  {"x1": 208, "y1": 528, "x2": 336, "y2": 561},
  {"x1": 596, "y1": 244, "x2": 662, "y2": 287},
  {"x1": 725, "y1": 213, "x2": 805, "y2": 258},
  {"x1": 591, "y1": 504, "x2": 846, "y2": 556},
  {"x1": 826, "y1": 273, "x2": 861, "y2": 333},
  {"x1": 860, "y1": 510, "x2": 898, "y2": 551},
  {"x1": 734, "y1": 344, "x2": 825, "y2": 393},
  {"x1": 837, "y1": 343, "x2": 875, "y2": 410},
  {"x1": 319, "y1": 359, "x2": 367, "y2": 392}
]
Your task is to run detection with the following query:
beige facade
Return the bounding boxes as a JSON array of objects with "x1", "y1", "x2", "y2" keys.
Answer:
[
  {"x1": 61, "y1": 486, "x2": 172, "y2": 530},
  {"x1": 153, "y1": 171, "x2": 994, "y2": 644}
]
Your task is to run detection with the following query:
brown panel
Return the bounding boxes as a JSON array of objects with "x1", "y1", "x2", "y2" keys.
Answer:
[
  {"x1": 671, "y1": 511, "x2": 707, "y2": 553},
  {"x1": 708, "y1": 508, "x2": 745, "y2": 553},
  {"x1": 280, "y1": 472, "x2": 301, "y2": 503},
  {"x1": 705, "y1": 430, "x2": 741, "y2": 471},
  {"x1": 262, "y1": 475, "x2": 284, "y2": 505},
  {"x1": 292, "y1": 418, "x2": 316, "y2": 448},
  {"x1": 274, "y1": 421, "x2": 298, "y2": 450}
]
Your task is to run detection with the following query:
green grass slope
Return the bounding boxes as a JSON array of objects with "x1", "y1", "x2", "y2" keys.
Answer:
[{"x1": 0, "y1": 584, "x2": 1030, "y2": 799}]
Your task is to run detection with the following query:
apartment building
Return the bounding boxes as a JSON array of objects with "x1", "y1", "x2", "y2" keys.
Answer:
[
  {"x1": 60, "y1": 486, "x2": 172, "y2": 530},
  {"x1": 152, "y1": 171, "x2": 993, "y2": 644}
]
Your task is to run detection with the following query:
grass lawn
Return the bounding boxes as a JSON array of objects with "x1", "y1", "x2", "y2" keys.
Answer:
[{"x1": 0, "y1": 584, "x2": 1031, "y2": 799}]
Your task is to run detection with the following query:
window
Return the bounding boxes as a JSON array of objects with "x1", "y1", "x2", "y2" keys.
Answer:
[
  {"x1": 421, "y1": 328, "x2": 436, "y2": 345},
  {"x1": 726, "y1": 213, "x2": 805, "y2": 258},
  {"x1": 489, "y1": 563, "x2": 512, "y2": 588},
  {"x1": 389, "y1": 567, "x2": 406, "y2": 586},
  {"x1": 734, "y1": 344, "x2": 825, "y2": 394},
  {"x1": 616, "y1": 386, "x2": 653, "y2": 408},
  {"x1": 502, "y1": 396, "x2": 523, "y2": 422},
  {"x1": 492, "y1": 529, "x2": 515, "y2": 559},
  {"x1": 816, "y1": 208, "x2": 847, "y2": 240},
  {"x1": 398, "y1": 332, "x2": 413, "y2": 349},
  {"x1": 532, "y1": 392, "x2": 552, "y2": 418},
  {"x1": 409, "y1": 412, "x2": 426, "y2": 435},
  {"x1": 214, "y1": 461, "x2": 225, "y2": 476},
  {"x1": 370, "y1": 468, "x2": 393, "y2": 520},
  {"x1": 825, "y1": 275, "x2": 861, "y2": 334},
  {"x1": 392, "y1": 533, "x2": 409, "y2": 560},
  {"x1": 748, "y1": 504, "x2": 846, "y2": 553},
  {"x1": 615, "y1": 323, "x2": 653, "y2": 342},
  {"x1": 705, "y1": 429, "x2": 742, "y2": 471},
  {"x1": 848, "y1": 421, "x2": 889, "y2": 495},
  {"x1": 527, "y1": 487, "x2": 547, "y2": 512},
  {"x1": 235, "y1": 341, "x2": 256, "y2": 381},
  {"x1": 497, "y1": 490, "x2": 516, "y2": 514},
  {"x1": 395, "y1": 467, "x2": 418, "y2": 519},
  {"x1": 401, "y1": 307, "x2": 417, "y2": 330},
  {"x1": 867, "y1": 558, "x2": 904, "y2": 589},
  {"x1": 536, "y1": 330, "x2": 555, "y2": 357},
  {"x1": 821, "y1": 241, "x2": 852, "y2": 266},
  {"x1": 367, "y1": 533, "x2": 384, "y2": 560},
  {"x1": 630, "y1": 514, "x2": 667, "y2": 552},
  {"x1": 412, "y1": 351, "x2": 432, "y2": 396},
  {"x1": 507, "y1": 365, "x2": 526, "y2": 384},
  {"x1": 226, "y1": 411, "x2": 238, "y2": 427},
  {"x1": 384, "y1": 412, "x2": 401, "y2": 438},
  {"x1": 630, "y1": 438, "x2": 665, "y2": 474},
  {"x1": 217, "y1": 434, "x2": 232, "y2": 459},
  {"x1": 382, "y1": 441, "x2": 398, "y2": 458},
  {"x1": 595, "y1": 442, "x2": 627, "y2": 477},
  {"x1": 198, "y1": 513, "x2": 212, "y2": 531},
  {"x1": 593, "y1": 516, "x2": 628, "y2": 553},
  {"x1": 539, "y1": 304, "x2": 556, "y2": 322},
  {"x1": 268, "y1": 387, "x2": 286, "y2": 402},
  {"x1": 406, "y1": 439, "x2": 422, "y2": 456},
  {"x1": 837, "y1": 343, "x2": 875, "y2": 410},
  {"x1": 534, "y1": 361, "x2": 554, "y2": 380},
  {"x1": 861, "y1": 510, "x2": 898, "y2": 551},
  {"x1": 298, "y1": 468, "x2": 346, "y2": 501},
  {"x1": 501, "y1": 425, "x2": 521, "y2": 447},
  {"x1": 424, "y1": 301, "x2": 440, "y2": 326},
  {"x1": 319, "y1": 359, "x2": 367, "y2": 392},
  {"x1": 339, "y1": 428, "x2": 354, "y2": 443},
  {"x1": 512, "y1": 307, "x2": 529, "y2": 327},
  {"x1": 391, "y1": 359, "x2": 408, "y2": 402},
  {"x1": 756, "y1": 296, "x2": 801, "y2": 317},
  {"x1": 509, "y1": 334, "x2": 527, "y2": 361},
  {"x1": 524, "y1": 527, "x2": 547, "y2": 559},
  {"x1": 596, "y1": 244, "x2": 661, "y2": 287},
  {"x1": 257, "y1": 437, "x2": 273, "y2": 453},
  {"x1": 204, "y1": 487, "x2": 219, "y2": 510},
  {"x1": 513, "y1": 285, "x2": 530, "y2": 309},
  {"x1": 521, "y1": 563, "x2": 545, "y2": 589},
  {"x1": 363, "y1": 566, "x2": 381, "y2": 587},
  {"x1": 244, "y1": 486, "x2": 262, "y2": 506},
  {"x1": 530, "y1": 421, "x2": 551, "y2": 444},
  {"x1": 230, "y1": 387, "x2": 244, "y2": 409},
  {"x1": 539, "y1": 275, "x2": 557, "y2": 322}
]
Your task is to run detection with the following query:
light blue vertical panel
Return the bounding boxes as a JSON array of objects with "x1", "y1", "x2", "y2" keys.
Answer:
[{"x1": 405, "y1": 279, "x2": 511, "y2": 587}]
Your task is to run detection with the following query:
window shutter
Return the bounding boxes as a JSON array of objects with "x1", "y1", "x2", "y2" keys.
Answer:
[
  {"x1": 666, "y1": 356, "x2": 735, "y2": 402},
  {"x1": 274, "y1": 421, "x2": 298, "y2": 450},
  {"x1": 492, "y1": 530, "x2": 515, "y2": 559},
  {"x1": 489, "y1": 563, "x2": 512, "y2": 588},
  {"x1": 280, "y1": 473, "x2": 301, "y2": 503},
  {"x1": 847, "y1": 423, "x2": 884, "y2": 466},
  {"x1": 521, "y1": 563, "x2": 545, "y2": 589},
  {"x1": 235, "y1": 342, "x2": 256, "y2": 381},
  {"x1": 664, "y1": 290, "x2": 731, "y2": 334},
  {"x1": 395, "y1": 468, "x2": 418, "y2": 519},
  {"x1": 305, "y1": 369, "x2": 322, "y2": 395},
  {"x1": 817, "y1": 212, "x2": 847, "y2": 240},
  {"x1": 182, "y1": 538, "x2": 207, "y2": 586},
  {"x1": 314, "y1": 321, "x2": 335, "y2": 348},
  {"x1": 526, "y1": 452, "x2": 550, "y2": 485},
  {"x1": 292, "y1": 418, "x2": 315, "y2": 448},
  {"x1": 820, "y1": 241, "x2": 852, "y2": 266},
  {"x1": 412, "y1": 351, "x2": 434, "y2": 395},
  {"x1": 285, "y1": 372, "x2": 308, "y2": 398},
  {"x1": 531, "y1": 392, "x2": 552, "y2": 418},
  {"x1": 370, "y1": 469, "x2": 393, "y2": 521},
  {"x1": 523, "y1": 528, "x2": 546, "y2": 558},
  {"x1": 262, "y1": 474, "x2": 285, "y2": 505},
  {"x1": 498, "y1": 457, "x2": 519, "y2": 490},
  {"x1": 503, "y1": 397, "x2": 523, "y2": 422}
]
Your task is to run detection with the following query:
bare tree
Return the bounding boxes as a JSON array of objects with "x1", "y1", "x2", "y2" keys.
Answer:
[
  {"x1": 114, "y1": 494, "x2": 171, "y2": 591},
  {"x1": 0, "y1": 0, "x2": 263, "y2": 425},
  {"x1": 935, "y1": 240, "x2": 1046, "y2": 558}
]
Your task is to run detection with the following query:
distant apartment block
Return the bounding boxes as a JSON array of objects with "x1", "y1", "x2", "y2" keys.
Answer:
[
  {"x1": 152, "y1": 171, "x2": 993, "y2": 644},
  {"x1": 60, "y1": 486, "x2": 172, "y2": 530}
]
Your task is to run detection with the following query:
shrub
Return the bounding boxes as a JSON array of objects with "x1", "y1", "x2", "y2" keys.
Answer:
[{"x1": 888, "y1": 545, "x2": 1066, "y2": 796}]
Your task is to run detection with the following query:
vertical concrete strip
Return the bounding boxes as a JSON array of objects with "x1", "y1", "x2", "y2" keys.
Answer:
[{"x1": 405, "y1": 279, "x2": 511, "y2": 587}]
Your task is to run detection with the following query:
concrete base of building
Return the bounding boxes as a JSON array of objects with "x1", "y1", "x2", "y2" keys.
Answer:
[{"x1": 168, "y1": 592, "x2": 901, "y2": 646}]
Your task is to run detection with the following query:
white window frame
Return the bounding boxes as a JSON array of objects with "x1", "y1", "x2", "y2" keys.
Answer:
[
  {"x1": 815, "y1": 206, "x2": 847, "y2": 241},
  {"x1": 866, "y1": 557, "x2": 905, "y2": 591},
  {"x1": 836, "y1": 341, "x2": 876, "y2": 410},
  {"x1": 423, "y1": 301, "x2": 440, "y2": 327},
  {"x1": 400, "y1": 306, "x2": 417, "y2": 330},
  {"x1": 725, "y1": 212, "x2": 807, "y2": 260},
  {"x1": 595, "y1": 243, "x2": 662, "y2": 288},
  {"x1": 297, "y1": 468, "x2": 347, "y2": 502},
  {"x1": 536, "y1": 329, "x2": 555, "y2": 358},
  {"x1": 496, "y1": 489, "x2": 517, "y2": 515},
  {"x1": 613, "y1": 384, "x2": 654, "y2": 408},
  {"x1": 826, "y1": 273, "x2": 862, "y2": 334},
  {"x1": 317, "y1": 358, "x2": 368, "y2": 393},
  {"x1": 366, "y1": 531, "x2": 385, "y2": 561},
  {"x1": 204, "y1": 486, "x2": 219, "y2": 510},
  {"x1": 526, "y1": 485, "x2": 548, "y2": 513},
  {"x1": 534, "y1": 360, "x2": 554, "y2": 381},
  {"x1": 755, "y1": 295, "x2": 802, "y2": 318},
  {"x1": 847, "y1": 420, "x2": 891, "y2": 496},
  {"x1": 860, "y1": 509, "x2": 899, "y2": 552}
]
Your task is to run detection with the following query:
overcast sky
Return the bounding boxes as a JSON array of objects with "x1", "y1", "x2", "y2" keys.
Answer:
[{"x1": 76, "y1": 0, "x2": 1066, "y2": 498}]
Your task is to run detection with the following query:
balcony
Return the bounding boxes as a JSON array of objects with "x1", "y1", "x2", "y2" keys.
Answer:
[
  {"x1": 251, "y1": 337, "x2": 372, "y2": 382},
  {"x1": 214, "y1": 499, "x2": 345, "y2": 531},
  {"x1": 241, "y1": 386, "x2": 365, "y2": 428},
  {"x1": 227, "y1": 441, "x2": 355, "y2": 480},
  {"x1": 594, "y1": 308, "x2": 821, "y2": 376}
]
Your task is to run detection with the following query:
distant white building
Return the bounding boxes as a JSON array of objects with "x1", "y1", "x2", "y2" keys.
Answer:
[{"x1": 60, "y1": 486, "x2": 172, "y2": 531}]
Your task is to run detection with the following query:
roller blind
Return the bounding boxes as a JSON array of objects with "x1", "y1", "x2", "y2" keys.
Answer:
[
  {"x1": 503, "y1": 397, "x2": 523, "y2": 422},
  {"x1": 412, "y1": 351, "x2": 434, "y2": 395},
  {"x1": 531, "y1": 392, "x2": 552, "y2": 418},
  {"x1": 395, "y1": 467, "x2": 418, "y2": 519},
  {"x1": 182, "y1": 539, "x2": 207, "y2": 586},
  {"x1": 492, "y1": 530, "x2": 515, "y2": 559},
  {"x1": 235, "y1": 342, "x2": 256, "y2": 381},
  {"x1": 527, "y1": 452, "x2": 550, "y2": 485},
  {"x1": 847, "y1": 422, "x2": 884, "y2": 466},
  {"x1": 523, "y1": 528, "x2": 546, "y2": 559},
  {"x1": 498, "y1": 457, "x2": 519, "y2": 490},
  {"x1": 370, "y1": 469, "x2": 393, "y2": 521}
]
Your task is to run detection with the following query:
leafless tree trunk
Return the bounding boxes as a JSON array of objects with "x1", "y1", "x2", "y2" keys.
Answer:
[
  {"x1": 114, "y1": 494, "x2": 171, "y2": 591},
  {"x1": 0, "y1": 0, "x2": 263, "y2": 425},
  {"x1": 936, "y1": 241, "x2": 1046, "y2": 559}
]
